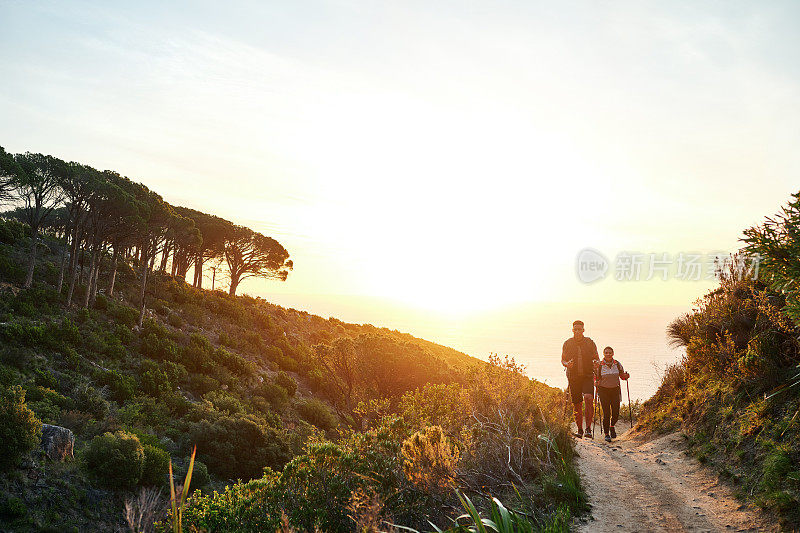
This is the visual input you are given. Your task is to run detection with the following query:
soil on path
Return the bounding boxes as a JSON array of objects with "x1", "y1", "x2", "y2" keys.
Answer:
[{"x1": 572, "y1": 428, "x2": 780, "y2": 532}]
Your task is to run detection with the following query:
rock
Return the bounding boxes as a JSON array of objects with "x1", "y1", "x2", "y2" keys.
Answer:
[{"x1": 40, "y1": 424, "x2": 75, "y2": 461}]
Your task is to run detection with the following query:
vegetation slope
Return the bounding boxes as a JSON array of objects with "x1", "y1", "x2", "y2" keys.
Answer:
[
  {"x1": 637, "y1": 191, "x2": 800, "y2": 529},
  {"x1": 0, "y1": 146, "x2": 582, "y2": 532}
]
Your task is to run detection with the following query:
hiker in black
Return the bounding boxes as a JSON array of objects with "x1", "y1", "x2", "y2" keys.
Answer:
[
  {"x1": 561, "y1": 320, "x2": 599, "y2": 438},
  {"x1": 596, "y1": 346, "x2": 630, "y2": 442}
]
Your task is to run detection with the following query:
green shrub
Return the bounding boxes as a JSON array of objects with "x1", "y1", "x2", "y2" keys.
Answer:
[
  {"x1": 191, "y1": 460, "x2": 210, "y2": 490},
  {"x1": 34, "y1": 367, "x2": 58, "y2": 389},
  {"x1": 0, "y1": 385, "x2": 43, "y2": 471},
  {"x1": 761, "y1": 447, "x2": 794, "y2": 492},
  {"x1": 108, "y1": 301, "x2": 138, "y2": 327},
  {"x1": 98, "y1": 370, "x2": 135, "y2": 403},
  {"x1": 203, "y1": 390, "x2": 244, "y2": 415},
  {"x1": 152, "y1": 298, "x2": 170, "y2": 316},
  {"x1": 140, "y1": 332, "x2": 180, "y2": 362},
  {"x1": 0, "y1": 494, "x2": 27, "y2": 519},
  {"x1": 26, "y1": 385, "x2": 71, "y2": 424},
  {"x1": 215, "y1": 348, "x2": 256, "y2": 378},
  {"x1": 0, "y1": 218, "x2": 26, "y2": 245},
  {"x1": 189, "y1": 414, "x2": 291, "y2": 480},
  {"x1": 84, "y1": 430, "x2": 145, "y2": 489},
  {"x1": 217, "y1": 330, "x2": 233, "y2": 347},
  {"x1": 184, "y1": 420, "x2": 417, "y2": 533},
  {"x1": 255, "y1": 382, "x2": 288, "y2": 409},
  {"x1": 277, "y1": 355, "x2": 299, "y2": 373},
  {"x1": 93, "y1": 293, "x2": 108, "y2": 310},
  {"x1": 181, "y1": 334, "x2": 215, "y2": 373},
  {"x1": 167, "y1": 312, "x2": 184, "y2": 328},
  {"x1": 296, "y1": 398, "x2": 337, "y2": 431},
  {"x1": 141, "y1": 444, "x2": 170, "y2": 486},
  {"x1": 187, "y1": 373, "x2": 220, "y2": 397},
  {"x1": 140, "y1": 360, "x2": 187, "y2": 398},
  {"x1": 274, "y1": 371, "x2": 297, "y2": 397},
  {"x1": 262, "y1": 345, "x2": 283, "y2": 363},
  {"x1": 0, "y1": 253, "x2": 24, "y2": 284},
  {"x1": 117, "y1": 397, "x2": 171, "y2": 429},
  {"x1": 72, "y1": 383, "x2": 110, "y2": 419}
]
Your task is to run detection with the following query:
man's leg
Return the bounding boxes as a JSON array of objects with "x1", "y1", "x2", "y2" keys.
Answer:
[
  {"x1": 573, "y1": 401, "x2": 584, "y2": 432},
  {"x1": 583, "y1": 393, "x2": 594, "y2": 431}
]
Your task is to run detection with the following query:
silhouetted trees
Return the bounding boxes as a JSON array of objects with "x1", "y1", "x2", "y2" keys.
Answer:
[
  {"x1": 0, "y1": 145, "x2": 292, "y2": 315},
  {"x1": 13, "y1": 153, "x2": 67, "y2": 288},
  {"x1": 223, "y1": 225, "x2": 292, "y2": 296},
  {"x1": 0, "y1": 146, "x2": 21, "y2": 204}
]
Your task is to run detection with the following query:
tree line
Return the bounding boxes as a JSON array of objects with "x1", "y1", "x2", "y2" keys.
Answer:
[{"x1": 0, "y1": 146, "x2": 292, "y2": 326}]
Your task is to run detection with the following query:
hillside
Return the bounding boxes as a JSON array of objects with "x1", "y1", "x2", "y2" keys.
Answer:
[
  {"x1": 0, "y1": 216, "x2": 579, "y2": 532},
  {"x1": 635, "y1": 191, "x2": 800, "y2": 530}
]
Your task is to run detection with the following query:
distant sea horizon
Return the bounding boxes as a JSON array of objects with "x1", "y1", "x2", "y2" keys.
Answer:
[{"x1": 261, "y1": 293, "x2": 690, "y2": 402}]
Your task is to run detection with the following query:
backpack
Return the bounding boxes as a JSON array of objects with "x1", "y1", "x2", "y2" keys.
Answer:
[
  {"x1": 565, "y1": 336, "x2": 593, "y2": 379},
  {"x1": 597, "y1": 359, "x2": 622, "y2": 380}
]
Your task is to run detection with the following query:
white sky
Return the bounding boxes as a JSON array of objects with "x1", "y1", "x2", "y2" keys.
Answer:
[{"x1": 1, "y1": 0, "x2": 799, "y2": 317}]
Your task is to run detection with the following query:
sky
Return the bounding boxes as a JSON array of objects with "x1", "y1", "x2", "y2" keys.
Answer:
[{"x1": 1, "y1": 1, "x2": 799, "y2": 325}]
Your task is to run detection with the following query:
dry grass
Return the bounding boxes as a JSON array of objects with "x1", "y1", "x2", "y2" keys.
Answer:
[{"x1": 124, "y1": 486, "x2": 167, "y2": 533}]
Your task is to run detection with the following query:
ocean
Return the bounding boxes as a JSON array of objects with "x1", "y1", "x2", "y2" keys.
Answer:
[{"x1": 266, "y1": 294, "x2": 690, "y2": 402}]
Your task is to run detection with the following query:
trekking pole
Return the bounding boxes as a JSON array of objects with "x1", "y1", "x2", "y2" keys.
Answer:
[
  {"x1": 592, "y1": 384, "x2": 598, "y2": 437},
  {"x1": 626, "y1": 379, "x2": 633, "y2": 429},
  {"x1": 564, "y1": 382, "x2": 572, "y2": 433}
]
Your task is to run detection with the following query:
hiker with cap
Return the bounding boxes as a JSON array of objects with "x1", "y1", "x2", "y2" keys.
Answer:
[
  {"x1": 562, "y1": 320, "x2": 599, "y2": 438},
  {"x1": 596, "y1": 346, "x2": 630, "y2": 442}
]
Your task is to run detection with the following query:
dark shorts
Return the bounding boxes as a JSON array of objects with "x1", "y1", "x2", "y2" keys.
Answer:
[{"x1": 568, "y1": 374, "x2": 594, "y2": 404}]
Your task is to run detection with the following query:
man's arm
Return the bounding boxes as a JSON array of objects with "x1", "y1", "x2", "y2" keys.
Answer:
[
  {"x1": 589, "y1": 339, "x2": 600, "y2": 361},
  {"x1": 561, "y1": 340, "x2": 572, "y2": 368}
]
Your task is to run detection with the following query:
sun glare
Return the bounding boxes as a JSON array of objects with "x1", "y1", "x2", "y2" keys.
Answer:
[{"x1": 288, "y1": 93, "x2": 607, "y2": 314}]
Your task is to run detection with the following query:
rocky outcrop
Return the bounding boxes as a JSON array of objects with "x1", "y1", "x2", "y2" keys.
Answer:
[{"x1": 40, "y1": 424, "x2": 75, "y2": 461}]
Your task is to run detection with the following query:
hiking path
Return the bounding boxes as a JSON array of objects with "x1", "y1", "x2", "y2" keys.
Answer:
[{"x1": 572, "y1": 428, "x2": 780, "y2": 532}]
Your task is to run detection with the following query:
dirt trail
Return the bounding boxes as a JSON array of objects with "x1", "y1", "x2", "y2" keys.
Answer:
[{"x1": 572, "y1": 428, "x2": 779, "y2": 532}]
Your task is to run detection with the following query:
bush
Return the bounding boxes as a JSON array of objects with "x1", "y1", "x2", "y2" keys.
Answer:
[
  {"x1": 203, "y1": 390, "x2": 244, "y2": 415},
  {"x1": 189, "y1": 414, "x2": 291, "y2": 480},
  {"x1": 93, "y1": 293, "x2": 108, "y2": 310},
  {"x1": 26, "y1": 385, "x2": 72, "y2": 424},
  {"x1": 296, "y1": 398, "x2": 337, "y2": 431},
  {"x1": 0, "y1": 495, "x2": 27, "y2": 520},
  {"x1": 84, "y1": 430, "x2": 145, "y2": 489},
  {"x1": 141, "y1": 444, "x2": 170, "y2": 486},
  {"x1": 274, "y1": 371, "x2": 297, "y2": 397},
  {"x1": 255, "y1": 382, "x2": 288, "y2": 409},
  {"x1": 191, "y1": 460, "x2": 210, "y2": 490},
  {"x1": 184, "y1": 420, "x2": 418, "y2": 533},
  {"x1": 140, "y1": 332, "x2": 179, "y2": 362},
  {"x1": 167, "y1": 312, "x2": 184, "y2": 328},
  {"x1": 117, "y1": 397, "x2": 171, "y2": 429},
  {"x1": 72, "y1": 383, "x2": 110, "y2": 419},
  {"x1": 108, "y1": 301, "x2": 138, "y2": 327},
  {"x1": 0, "y1": 218, "x2": 26, "y2": 245},
  {"x1": 0, "y1": 385, "x2": 42, "y2": 471},
  {"x1": 181, "y1": 334, "x2": 215, "y2": 373},
  {"x1": 187, "y1": 373, "x2": 220, "y2": 397},
  {"x1": 401, "y1": 426, "x2": 460, "y2": 495},
  {"x1": 139, "y1": 360, "x2": 186, "y2": 398},
  {"x1": 98, "y1": 370, "x2": 136, "y2": 403}
]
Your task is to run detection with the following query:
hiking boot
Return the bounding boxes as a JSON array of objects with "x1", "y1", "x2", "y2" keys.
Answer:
[
  {"x1": 610, "y1": 427, "x2": 616, "y2": 439},
  {"x1": 574, "y1": 429, "x2": 584, "y2": 439},
  {"x1": 584, "y1": 429, "x2": 592, "y2": 439},
  {"x1": 604, "y1": 434, "x2": 612, "y2": 442}
]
